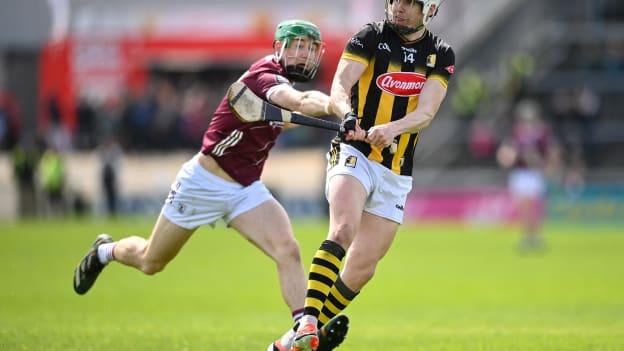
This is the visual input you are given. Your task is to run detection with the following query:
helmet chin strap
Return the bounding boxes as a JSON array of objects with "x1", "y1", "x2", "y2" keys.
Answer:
[
  {"x1": 386, "y1": 18, "x2": 425, "y2": 36},
  {"x1": 391, "y1": 22, "x2": 424, "y2": 35}
]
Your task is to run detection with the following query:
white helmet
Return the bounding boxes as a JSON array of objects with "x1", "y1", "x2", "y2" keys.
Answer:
[{"x1": 385, "y1": 0, "x2": 441, "y2": 34}]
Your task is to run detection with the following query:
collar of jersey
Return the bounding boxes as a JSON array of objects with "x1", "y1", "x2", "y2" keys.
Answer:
[{"x1": 398, "y1": 29, "x2": 428, "y2": 45}]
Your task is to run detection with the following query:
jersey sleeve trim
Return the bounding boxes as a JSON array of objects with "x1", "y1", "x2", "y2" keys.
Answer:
[
  {"x1": 341, "y1": 53, "x2": 369, "y2": 66},
  {"x1": 266, "y1": 83, "x2": 291, "y2": 103},
  {"x1": 427, "y1": 75, "x2": 449, "y2": 89}
]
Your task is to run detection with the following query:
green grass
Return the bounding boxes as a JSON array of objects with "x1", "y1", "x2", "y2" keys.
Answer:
[{"x1": 1, "y1": 219, "x2": 623, "y2": 350}]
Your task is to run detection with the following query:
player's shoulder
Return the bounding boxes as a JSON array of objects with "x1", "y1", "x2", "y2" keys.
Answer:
[
  {"x1": 249, "y1": 55, "x2": 283, "y2": 73},
  {"x1": 369, "y1": 20, "x2": 385, "y2": 34},
  {"x1": 243, "y1": 55, "x2": 291, "y2": 94},
  {"x1": 425, "y1": 31, "x2": 454, "y2": 55},
  {"x1": 354, "y1": 21, "x2": 384, "y2": 37}
]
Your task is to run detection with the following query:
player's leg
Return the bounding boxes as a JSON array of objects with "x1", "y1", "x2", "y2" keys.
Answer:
[
  {"x1": 319, "y1": 159, "x2": 409, "y2": 325},
  {"x1": 73, "y1": 155, "x2": 222, "y2": 295},
  {"x1": 112, "y1": 214, "x2": 195, "y2": 274},
  {"x1": 340, "y1": 211, "x2": 399, "y2": 291},
  {"x1": 293, "y1": 174, "x2": 367, "y2": 351},
  {"x1": 73, "y1": 213, "x2": 195, "y2": 294},
  {"x1": 230, "y1": 198, "x2": 306, "y2": 351},
  {"x1": 510, "y1": 169, "x2": 545, "y2": 250},
  {"x1": 229, "y1": 198, "x2": 306, "y2": 314},
  {"x1": 517, "y1": 194, "x2": 543, "y2": 249},
  {"x1": 316, "y1": 212, "x2": 398, "y2": 325}
]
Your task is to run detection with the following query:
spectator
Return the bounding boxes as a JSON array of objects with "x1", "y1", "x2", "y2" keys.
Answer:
[
  {"x1": 99, "y1": 137, "x2": 122, "y2": 216},
  {"x1": 0, "y1": 89, "x2": 20, "y2": 150},
  {"x1": 12, "y1": 136, "x2": 39, "y2": 217},
  {"x1": 38, "y1": 145, "x2": 66, "y2": 216}
]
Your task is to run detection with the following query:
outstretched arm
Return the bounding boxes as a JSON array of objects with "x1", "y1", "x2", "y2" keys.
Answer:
[{"x1": 269, "y1": 86, "x2": 331, "y2": 117}]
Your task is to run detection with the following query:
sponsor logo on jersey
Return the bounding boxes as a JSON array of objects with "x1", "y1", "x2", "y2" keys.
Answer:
[
  {"x1": 345, "y1": 155, "x2": 357, "y2": 168},
  {"x1": 350, "y1": 37, "x2": 364, "y2": 48},
  {"x1": 378, "y1": 42, "x2": 392, "y2": 53},
  {"x1": 376, "y1": 72, "x2": 427, "y2": 97},
  {"x1": 401, "y1": 46, "x2": 418, "y2": 53},
  {"x1": 445, "y1": 65, "x2": 455, "y2": 74},
  {"x1": 426, "y1": 54, "x2": 437, "y2": 67}
]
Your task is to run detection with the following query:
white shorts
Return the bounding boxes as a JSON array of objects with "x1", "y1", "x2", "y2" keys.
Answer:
[
  {"x1": 326, "y1": 144, "x2": 413, "y2": 224},
  {"x1": 509, "y1": 169, "x2": 545, "y2": 198},
  {"x1": 161, "y1": 155, "x2": 273, "y2": 229}
]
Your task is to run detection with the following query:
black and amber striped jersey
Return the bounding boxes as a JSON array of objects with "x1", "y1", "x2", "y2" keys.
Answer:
[{"x1": 337, "y1": 21, "x2": 455, "y2": 177}]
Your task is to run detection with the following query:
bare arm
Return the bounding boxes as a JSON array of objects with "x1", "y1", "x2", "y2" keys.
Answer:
[
  {"x1": 366, "y1": 79, "x2": 448, "y2": 148},
  {"x1": 389, "y1": 79, "x2": 448, "y2": 134},
  {"x1": 269, "y1": 85, "x2": 330, "y2": 117},
  {"x1": 330, "y1": 59, "x2": 368, "y2": 118}
]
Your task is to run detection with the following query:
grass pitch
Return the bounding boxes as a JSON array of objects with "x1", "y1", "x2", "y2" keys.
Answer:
[{"x1": 1, "y1": 219, "x2": 623, "y2": 350}]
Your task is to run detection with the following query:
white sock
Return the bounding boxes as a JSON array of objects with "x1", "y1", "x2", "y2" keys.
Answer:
[
  {"x1": 292, "y1": 309, "x2": 304, "y2": 322},
  {"x1": 299, "y1": 315, "x2": 318, "y2": 329},
  {"x1": 279, "y1": 329, "x2": 296, "y2": 348},
  {"x1": 97, "y1": 242, "x2": 116, "y2": 264}
]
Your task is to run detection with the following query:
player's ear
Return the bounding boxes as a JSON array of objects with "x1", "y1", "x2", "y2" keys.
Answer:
[{"x1": 274, "y1": 40, "x2": 284, "y2": 60}]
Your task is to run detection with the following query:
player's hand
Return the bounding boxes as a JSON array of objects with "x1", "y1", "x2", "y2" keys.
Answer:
[
  {"x1": 496, "y1": 144, "x2": 517, "y2": 168},
  {"x1": 366, "y1": 124, "x2": 396, "y2": 149},
  {"x1": 340, "y1": 113, "x2": 366, "y2": 141}
]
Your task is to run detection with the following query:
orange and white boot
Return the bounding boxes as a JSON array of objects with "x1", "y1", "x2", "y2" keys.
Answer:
[{"x1": 290, "y1": 319, "x2": 319, "y2": 351}]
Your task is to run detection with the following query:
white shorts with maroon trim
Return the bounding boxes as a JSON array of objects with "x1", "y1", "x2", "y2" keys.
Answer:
[{"x1": 161, "y1": 155, "x2": 273, "y2": 229}]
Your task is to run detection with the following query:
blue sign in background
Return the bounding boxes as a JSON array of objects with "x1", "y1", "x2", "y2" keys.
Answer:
[{"x1": 548, "y1": 184, "x2": 624, "y2": 223}]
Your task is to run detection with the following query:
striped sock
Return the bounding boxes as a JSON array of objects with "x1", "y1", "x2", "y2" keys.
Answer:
[
  {"x1": 97, "y1": 242, "x2": 116, "y2": 264},
  {"x1": 304, "y1": 240, "x2": 346, "y2": 318},
  {"x1": 318, "y1": 276, "x2": 358, "y2": 326}
]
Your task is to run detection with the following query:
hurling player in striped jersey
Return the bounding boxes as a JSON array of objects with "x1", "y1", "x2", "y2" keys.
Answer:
[{"x1": 291, "y1": 1, "x2": 455, "y2": 350}]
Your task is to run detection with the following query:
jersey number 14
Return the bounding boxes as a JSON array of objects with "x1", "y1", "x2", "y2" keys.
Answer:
[{"x1": 403, "y1": 53, "x2": 415, "y2": 63}]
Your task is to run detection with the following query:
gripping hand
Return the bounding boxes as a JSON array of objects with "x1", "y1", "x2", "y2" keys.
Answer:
[{"x1": 340, "y1": 113, "x2": 358, "y2": 141}]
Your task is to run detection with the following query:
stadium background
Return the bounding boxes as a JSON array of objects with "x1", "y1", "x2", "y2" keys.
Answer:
[{"x1": 0, "y1": 1, "x2": 623, "y2": 350}]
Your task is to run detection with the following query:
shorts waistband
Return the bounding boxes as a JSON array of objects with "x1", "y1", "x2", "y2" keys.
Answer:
[{"x1": 188, "y1": 154, "x2": 244, "y2": 190}]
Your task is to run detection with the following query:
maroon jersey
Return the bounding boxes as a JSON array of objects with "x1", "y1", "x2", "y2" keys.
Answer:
[
  {"x1": 201, "y1": 55, "x2": 292, "y2": 186},
  {"x1": 511, "y1": 120, "x2": 553, "y2": 169}
]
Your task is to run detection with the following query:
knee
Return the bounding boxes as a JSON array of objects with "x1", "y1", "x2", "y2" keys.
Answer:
[
  {"x1": 139, "y1": 259, "x2": 167, "y2": 275},
  {"x1": 329, "y1": 223, "x2": 357, "y2": 248},
  {"x1": 272, "y1": 237, "x2": 302, "y2": 264}
]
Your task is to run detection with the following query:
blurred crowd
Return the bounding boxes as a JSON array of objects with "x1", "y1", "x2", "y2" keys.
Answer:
[
  {"x1": 74, "y1": 78, "x2": 218, "y2": 151},
  {"x1": 1, "y1": 74, "x2": 336, "y2": 219},
  {"x1": 2, "y1": 77, "x2": 219, "y2": 218}
]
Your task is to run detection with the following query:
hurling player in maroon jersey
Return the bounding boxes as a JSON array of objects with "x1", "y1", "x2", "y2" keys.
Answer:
[
  {"x1": 73, "y1": 20, "x2": 348, "y2": 350},
  {"x1": 497, "y1": 99, "x2": 561, "y2": 251}
]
